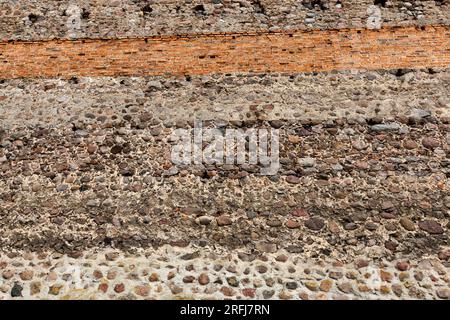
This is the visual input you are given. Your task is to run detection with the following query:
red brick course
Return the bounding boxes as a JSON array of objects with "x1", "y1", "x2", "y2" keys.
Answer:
[{"x1": 0, "y1": 26, "x2": 448, "y2": 79}]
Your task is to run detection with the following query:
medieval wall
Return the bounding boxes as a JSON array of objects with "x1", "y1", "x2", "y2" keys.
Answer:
[
  {"x1": 0, "y1": 0, "x2": 449, "y2": 300},
  {"x1": 0, "y1": 0, "x2": 449, "y2": 40}
]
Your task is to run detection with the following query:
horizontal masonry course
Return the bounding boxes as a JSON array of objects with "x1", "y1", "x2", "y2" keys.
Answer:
[{"x1": 0, "y1": 25, "x2": 449, "y2": 79}]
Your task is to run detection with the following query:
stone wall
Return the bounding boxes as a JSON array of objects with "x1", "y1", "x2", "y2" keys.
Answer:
[
  {"x1": 1, "y1": 70, "x2": 449, "y2": 129},
  {"x1": 0, "y1": 0, "x2": 449, "y2": 40},
  {"x1": 0, "y1": 71, "x2": 449, "y2": 256},
  {"x1": 0, "y1": 0, "x2": 449, "y2": 301},
  {"x1": 1, "y1": 247, "x2": 449, "y2": 300}
]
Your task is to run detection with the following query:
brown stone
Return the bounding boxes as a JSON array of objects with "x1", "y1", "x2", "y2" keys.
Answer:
[
  {"x1": 400, "y1": 217, "x2": 416, "y2": 231},
  {"x1": 98, "y1": 283, "x2": 108, "y2": 293},
  {"x1": 220, "y1": 286, "x2": 235, "y2": 297},
  {"x1": 49, "y1": 285, "x2": 63, "y2": 295},
  {"x1": 149, "y1": 273, "x2": 159, "y2": 282},
  {"x1": 114, "y1": 283, "x2": 125, "y2": 293},
  {"x1": 337, "y1": 282, "x2": 353, "y2": 294},
  {"x1": 305, "y1": 281, "x2": 318, "y2": 291},
  {"x1": 198, "y1": 273, "x2": 210, "y2": 285},
  {"x1": 216, "y1": 215, "x2": 232, "y2": 226},
  {"x1": 183, "y1": 275, "x2": 195, "y2": 283},
  {"x1": 255, "y1": 242, "x2": 277, "y2": 253},
  {"x1": 67, "y1": 251, "x2": 83, "y2": 259},
  {"x1": 436, "y1": 288, "x2": 450, "y2": 299},
  {"x1": 299, "y1": 292, "x2": 309, "y2": 300},
  {"x1": 170, "y1": 239, "x2": 190, "y2": 247},
  {"x1": 385, "y1": 240, "x2": 398, "y2": 252},
  {"x1": 438, "y1": 250, "x2": 450, "y2": 261},
  {"x1": 2, "y1": 270, "x2": 14, "y2": 280},
  {"x1": 328, "y1": 220, "x2": 341, "y2": 234},
  {"x1": 399, "y1": 272, "x2": 410, "y2": 282},
  {"x1": 242, "y1": 288, "x2": 256, "y2": 298},
  {"x1": 105, "y1": 252, "x2": 120, "y2": 261},
  {"x1": 19, "y1": 270, "x2": 34, "y2": 281},
  {"x1": 107, "y1": 270, "x2": 117, "y2": 280},
  {"x1": 279, "y1": 291, "x2": 292, "y2": 300},
  {"x1": 329, "y1": 271, "x2": 343, "y2": 279},
  {"x1": 392, "y1": 284, "x2": 403, "y2": 297},
  {"x1": 227, "y1": 276, "x2": 239, "y2": 287},
  {"x1": 291, "y1": 208, "x2": 309, "y2": 217},
  {"x1": 267, "y1": 219, "x2": 282, "y2": 227},
  {"x1": 304, "y1": 217, "x2": 325, "y2": 231},
  {"x1": 396, "y1": 261, "x2": 410, "y2": 271},
  {"x1": 134, "y1": 285, "x2": 150, "y2": 297},
  {"x1": 380, "y1": 270, "x2": 393, "y2": 282},
  {"x1": 403, "y1": 140, "x2": 418, "y2": 149},
  {"x1": 170, "y1": 285, "x2": 183, "y2": 295},
  {"x1": 319, "y1": 279, "x2": 333, "y2": 292},
  {"x1": 46, "y1": 271, "x2": 58, "y2": 281},
  {"x1": 288, "y1": 135, "x2": 301, "y2": 144},
  {"x1": 286, "y1": 176, "x2": 300, "y2": 184},
  {"x1": 93, "y1": 270, "x2": 103, "y2": 279},
  {"x1": 358, "y1": 284, "x2": 370, "y2": 293},
  {"x1": 380, "y1": 285, "x2": 391, "y2": 294},
  {"x1": 419, "y1": 220, "x2": 444, "y2": 234},
  {"x1": 87, "y1": 143, "x2": 98, "y2": 154},
  {"x1": 275, "y1": 255, "x2": 288, "y2": 262},
  {"x1": 285, "y1": 219, "x2": 301, "y2": 229},
  {"x1": 30, "y1": 281, "x2": 41, "y2": 295},
  {"x1": 422, "y1": 137, "x2": 440, "y2": 149},
  {"x1": 356, "y1": 260, "x2": 369, "y2": 269}
]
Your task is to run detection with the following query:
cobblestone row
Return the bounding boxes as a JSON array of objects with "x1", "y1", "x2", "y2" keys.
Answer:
[
  {"x1": 0, "y1": 247, "x2": 448, "y2": 300},
  {"x1": 1, "y1": 70, "x2": 449, "y2": 129}
]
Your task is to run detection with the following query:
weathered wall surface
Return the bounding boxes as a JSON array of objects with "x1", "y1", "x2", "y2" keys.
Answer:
[
  {"x1": 0, "y1": 247, "x2": 448, "y2": 300},
  {"x1": 0, "y1": 0, "x2": 449, "y2": 302},
  {"x1": 0, "y1": 0, "x2": 449, "y2": 40},
  {"x1": 1, "y1": 26, "x2": 449, "y2": 79},
  {"x1": 1, "y1": 70, "x2": 450, "y2": 129},
  {"x1": 0, "y1": 71, "x2": 449, "y2": 256}
]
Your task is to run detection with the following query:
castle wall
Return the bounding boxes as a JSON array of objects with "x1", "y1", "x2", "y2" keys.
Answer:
[
  {"x1": 0, "y1": 0, "x2": 449, "y2": 301},
  {"x1": 0, "y1": 0, "x2": 448, "y2": 40}
]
